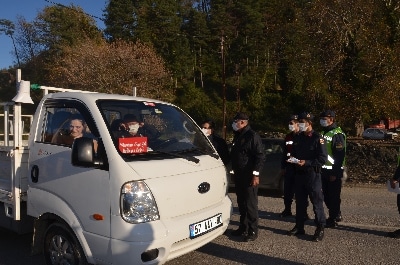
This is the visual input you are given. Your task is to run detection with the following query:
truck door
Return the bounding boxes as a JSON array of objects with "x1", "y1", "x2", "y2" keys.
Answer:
[{"x1": 28, "y1": 99, "x2": 111, "y2": 259}]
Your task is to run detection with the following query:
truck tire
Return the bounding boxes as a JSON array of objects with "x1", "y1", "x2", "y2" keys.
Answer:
[{"x1": 43, "y1": 222, "x2": 88, "y2": 265}]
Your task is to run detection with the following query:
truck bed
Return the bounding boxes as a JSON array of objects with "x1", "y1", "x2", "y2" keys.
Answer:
[{"x1": 0, "y1": 144, "x2": 29, "y2": 201}]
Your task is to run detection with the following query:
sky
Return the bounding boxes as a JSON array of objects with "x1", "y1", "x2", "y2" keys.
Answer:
[{"x1": 0, "y1": 0, "x2": 107, "y2": 69}]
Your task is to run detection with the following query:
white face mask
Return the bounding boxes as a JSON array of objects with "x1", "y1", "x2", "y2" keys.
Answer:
[
  {"x1": 129, "y1": 124, "x2": 140, "y2": 133},
  {"x1": 299, "y1": 123, "x2": 308, "y2": 132},
  {"x1": 232, "y1": 122, "x2": 239, "y2": 131},
  {"x1": 201, "y1": 128, "x2": 210, "y2": 136},
  {"x1": 288, "y1": 124, "x2": 295, "y2": 132},
  {"x1": 320, "y1": 119, "x2": 329, "y2": 127}
]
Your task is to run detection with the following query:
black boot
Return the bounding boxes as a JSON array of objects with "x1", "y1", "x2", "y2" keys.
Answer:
[
  {"x1": 287, "y1": 226, "x2": 305, "y2": 236},
  {"x1": 335, "y1": 214, "x2": 343, "y2": 222},
  {"x1": 279, "y1": 209, "x2": 293, "y2": 217},
  {"x1": 231, "y1": 227, "x2": 247, "y2": 236},
  {"x1": 313, "y1": 226, "x2": 324, "y2": 242},
  {"x1": 325, "y1": 218, "x2": 338, "y2": 228},
  {"x1": 244, "y1": 231, "x2": 258, "y2": 242}
]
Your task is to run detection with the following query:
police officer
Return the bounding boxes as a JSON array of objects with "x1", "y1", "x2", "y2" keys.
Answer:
[
  {"x1": 230, "y1": 112, "x2": 265, "y2": 242},
  {"x1": 280, "y1": 115, "x2": 311, "y2": 219},
  {"x1": 320, "y1": 110, "x2": 346, "y2": 228},
  {"x1": 279, "y1": 115, "x2": 305, "y2": 217},
  {"x1": 287, "y1": 112, "x2": 327, "y2": 242}
]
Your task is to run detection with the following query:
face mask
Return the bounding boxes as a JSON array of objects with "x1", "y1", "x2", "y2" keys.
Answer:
[
  {"x1": 299, "y1": 123, "x2": 308, "y2": 132},
  {"x1": 129, "y1": 124, "x2": 140, "y2": 133},
  {"x1": 232, "y1": 122, "x2": 239, "y2": 131},
  {"x1": 320, "y1": 119, "x2": 329, "y2": 127},
  {"x1": 288, "y1": 124, "x2": 295, "y2": 132},
  {"x1": 201, "y1": 128, "x2": 210, "y2": 136}
]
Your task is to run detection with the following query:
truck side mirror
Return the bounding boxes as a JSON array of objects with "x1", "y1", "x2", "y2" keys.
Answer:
[{"x1": 71, "y1": 137, "x2": 98, "y2": 167}]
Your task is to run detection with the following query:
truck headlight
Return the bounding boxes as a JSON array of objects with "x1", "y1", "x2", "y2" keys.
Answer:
[{"x1": 120, "y1": 181, "x2": 160, "y2": 223}]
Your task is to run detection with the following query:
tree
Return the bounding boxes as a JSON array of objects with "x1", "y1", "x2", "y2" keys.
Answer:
[
  {"x1": 48, "y1": 39, "x2": 173, "y2": 101},
  {"x1": 103, "y1": 0, "x2": 136, "y2": 41},
  {"x1": 0, "y1": 19, "x2": 20, "y2": 67},
  {"x1": 307, "y1": 0, "x2": 400, "y2": 131},
  {"x1": 35, "y1": 5, "x2": 103, "y2": 52},
  {"x1": 13, "y1": 17, "x2": 43, "y2": 66}
]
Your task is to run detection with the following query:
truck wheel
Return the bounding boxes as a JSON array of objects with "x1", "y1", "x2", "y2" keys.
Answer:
[{"x1": 44, "y1": 223, "x2": 88, "y2": 265}]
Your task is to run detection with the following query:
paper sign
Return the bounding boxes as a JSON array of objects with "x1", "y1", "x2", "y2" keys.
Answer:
[
  {"x1": 119, "y1": 137, "x2": 148, "y2": 154},
  {"x1": 387, "y1": 180, "x2": 400, "y2": 194}
]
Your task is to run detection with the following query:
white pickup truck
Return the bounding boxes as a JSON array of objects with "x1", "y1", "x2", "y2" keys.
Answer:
[{"x1": 0, "y1": 72, "x2": 232, "y2": 264}]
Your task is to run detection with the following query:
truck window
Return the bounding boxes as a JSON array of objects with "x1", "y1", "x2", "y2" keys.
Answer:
[
  {"x1": 97, "y1": 100, "x2": 215, "y2": 159},
  {"x1": 41, "y1": 107, "x2": 95, "y2": 146}
]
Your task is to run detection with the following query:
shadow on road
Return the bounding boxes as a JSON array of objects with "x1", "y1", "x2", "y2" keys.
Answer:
[{"x1": 197, "y1": 242, "x2": 304, "y2": 265}]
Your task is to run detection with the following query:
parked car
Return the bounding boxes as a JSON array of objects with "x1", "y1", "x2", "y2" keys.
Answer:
[
  {"x1": 362, "y1": 128, "x2": 398, "y2": 140},
  {"x1": 229, "y1": 138, "x2": 285, "y2": 193}
]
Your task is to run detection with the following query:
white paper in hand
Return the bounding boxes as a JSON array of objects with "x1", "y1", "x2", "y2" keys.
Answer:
[
  {"x1": 387, "y1": 180, "x2": 400, "y2": 194},
  {"x1": 287, "y1": 157, "x2": 299, "y2": 164}
]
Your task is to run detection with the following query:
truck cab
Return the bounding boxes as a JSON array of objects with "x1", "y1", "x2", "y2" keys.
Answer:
[{"x1": 0, "y1": 79, "x2": 232, "y2": 264}]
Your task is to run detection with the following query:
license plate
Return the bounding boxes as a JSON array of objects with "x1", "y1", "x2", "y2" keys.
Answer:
[{"x1": 189, "y1": 213, "x2": 222, "y2": 239}]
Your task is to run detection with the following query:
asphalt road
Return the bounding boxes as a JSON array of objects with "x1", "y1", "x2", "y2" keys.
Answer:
[{"x1": 1, "y1": 184, "x2": 400, "y2": 265}]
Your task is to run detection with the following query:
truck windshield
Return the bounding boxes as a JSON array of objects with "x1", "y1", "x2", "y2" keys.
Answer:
[{"x1": 97, "y1": 100, "x2": 216, "y2": 160}]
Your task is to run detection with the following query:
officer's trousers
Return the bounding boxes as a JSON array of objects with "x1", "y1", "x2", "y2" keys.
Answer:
[
  {"x1": 283, "y1": 166, "x2": 296, "y2": 211},
  {"x1": 321, "y1": 169, "x2": 343, "y2": 219},
  {"x1": 295, "y1": 170, "x2": 326, "y2": 229},
  {"x1": 235, "y1": 177, "x2": 259, "y2": 234}
]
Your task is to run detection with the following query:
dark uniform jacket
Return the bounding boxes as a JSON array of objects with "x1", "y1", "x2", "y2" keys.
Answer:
[
  {"x1": 292, "y1": 130, "x2": 327, "y2": 171},
  {"x1": 281, "y1": 132, "x2": 296, "y2": 170},
  {"x1": 230, "y1": 125, "x2": 265, "y2": 178},
  {"x1": 209, "y1": 134, "x2": 230, "y2": 165}
]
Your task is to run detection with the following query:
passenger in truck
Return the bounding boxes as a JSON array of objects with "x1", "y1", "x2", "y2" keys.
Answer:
[{"x1": 52, "y1": 114, "x2": 94, "y2": 146}]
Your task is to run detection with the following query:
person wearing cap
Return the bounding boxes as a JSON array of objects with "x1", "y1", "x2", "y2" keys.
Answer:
[
  {"x1": 320, "y1": 110, "x2": 346, "y2": 228},
  {"x1": 230, "y1": 112, "x2": 265, "y2": 242},
  {"x1": 122, "y1": 114, "x2": 143, "y2": 136},
  {"x1": 279, "y1": 115, "x2": 310, "y2": 219},
  {"x1": 287, "y1": 112, "x2": 327, "y2": 242},
  {"x1": 200, "y1": 119, "x2": 230, "y2": 165},
  {"x1": 116, "y1": 114, "x2": 160, "y2": 140}
]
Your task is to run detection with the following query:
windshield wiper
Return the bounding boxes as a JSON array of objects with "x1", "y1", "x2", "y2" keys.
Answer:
[
  {"x1": 152, "y1": 150, "x2": 200, "y2": 164},
  {"x1": 189, "y1": 147, "x2": 220, "y2": 160}
]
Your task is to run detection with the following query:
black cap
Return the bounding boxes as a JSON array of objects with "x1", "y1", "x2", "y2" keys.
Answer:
[
  {"x1": 124, "y1": 114, "x2": 140, "y2": 123},
  {"x1": 298, "y1": 112, "x2": 314, "y2": 121},
  {"x1": 233, "y1": 112, "x2": 249, "y2": 121},
  {"x1": 320, "y1": 110, "x2": 335, "y2": 118},
  {"x1": 289, "y1": 114, "x2": 298, "y2": 121}
]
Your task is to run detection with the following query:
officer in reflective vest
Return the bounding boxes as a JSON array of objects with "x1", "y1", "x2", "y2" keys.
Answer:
[{"x1": 319, "y1": 110, "x2": 346, "y2": 228}]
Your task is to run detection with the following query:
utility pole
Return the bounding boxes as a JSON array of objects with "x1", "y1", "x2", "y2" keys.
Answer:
[
  {"x1": 235, "y1": 64, "x2": 240, "y2": 111},
  {"x1": 221, "y1": 31, "x2": 227, "y2": 140}
]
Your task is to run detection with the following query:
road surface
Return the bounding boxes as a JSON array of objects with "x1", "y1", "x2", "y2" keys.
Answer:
[{"x1": 1, "y1": 184, "x2": 399, "y2": 265}]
